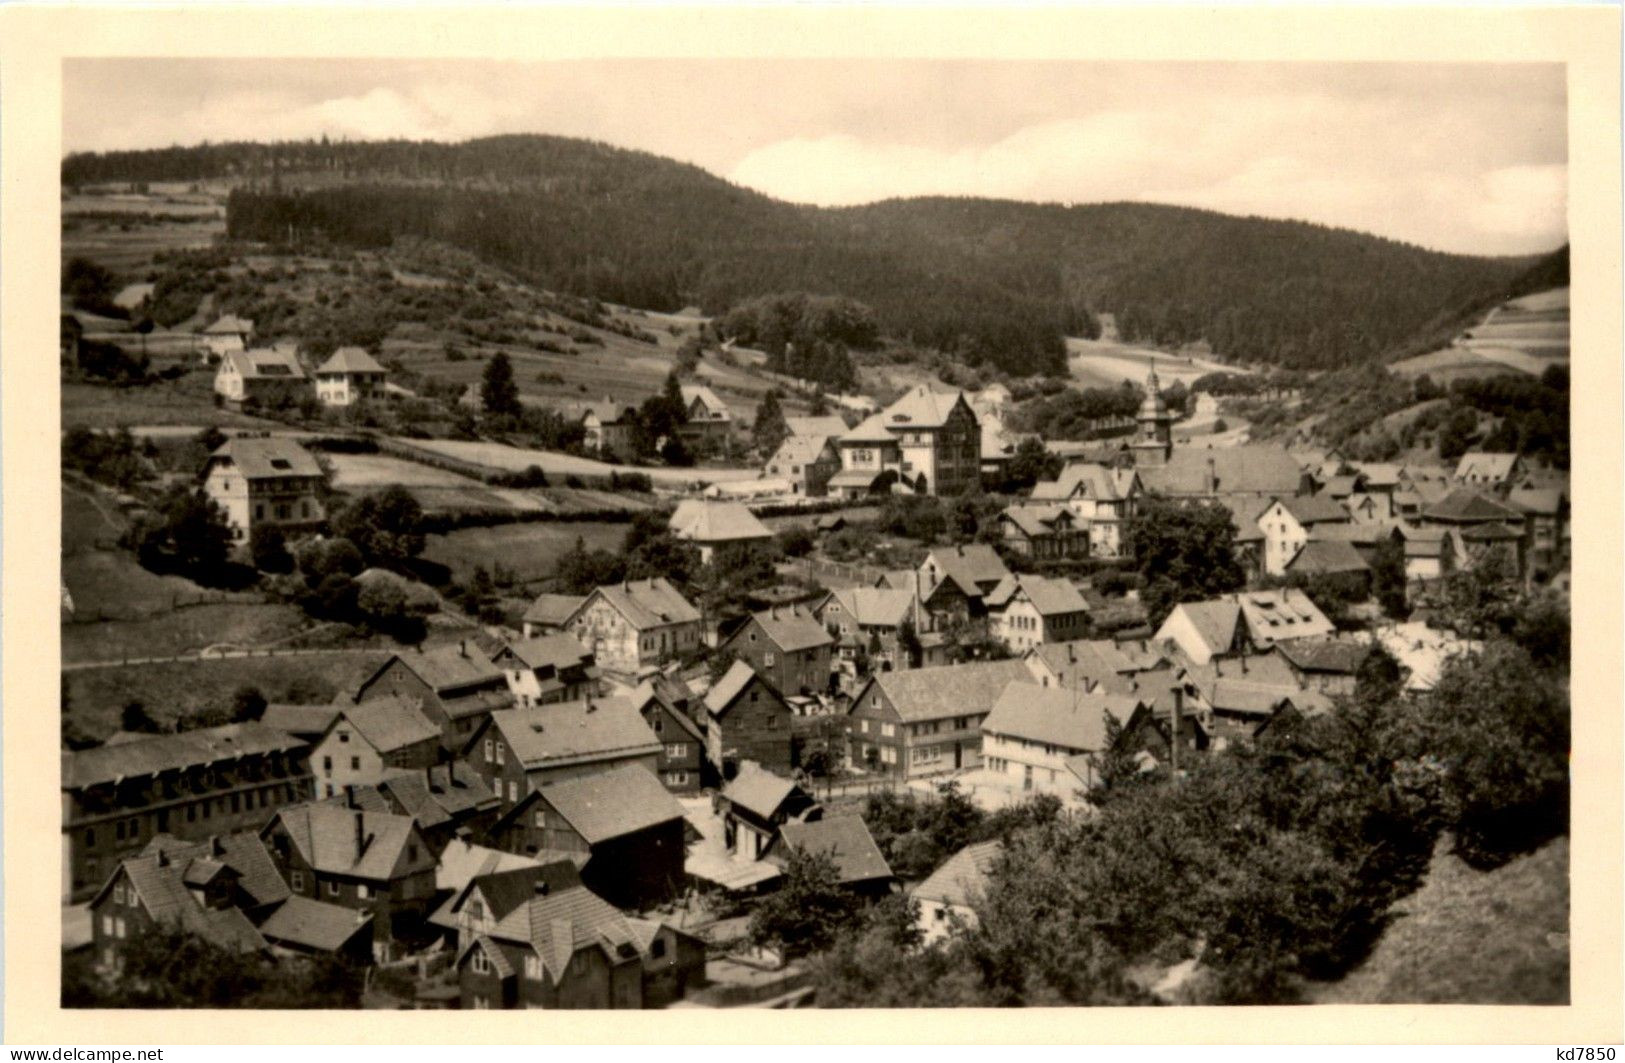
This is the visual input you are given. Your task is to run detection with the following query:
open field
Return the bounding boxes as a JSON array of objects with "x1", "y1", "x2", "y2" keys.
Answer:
[
  {"x1": 63, "y1": 601, "x2": 314, "y2": 665},
  {"x1": 63, "y1": 652, "x2": 389, "y2": 741},
  {"x1": 62, "y1": 376, "x2": 274, "y2": 430},
  {"x1": 62, "y1": 217, "x2": 224, "y2": 281},
  {"x1": 1393, "y1": 285, "x2": 1569, "y2": 382},
  {"x1": 1311, "y1": 836, "x2": 1568, "y2": 1004},
  {"x1": 325, "y1": 452, "x2": 487, "y2": 490},
  {"x1": 400, "y1": 437, "x2": 760, "y2": 487},
  {"x1": 1066, "y1": 337, "x2": 1254, "y2": 388},
  {"x1": 423, "y1": 520, "x2": 629, "y2": 588},
  {"x1": 1389, "y1": 346, "x2": 1526, "y2": 384}
]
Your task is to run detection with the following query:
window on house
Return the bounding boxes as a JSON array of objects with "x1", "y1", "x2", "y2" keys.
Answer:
[
  {"x1": 326, "y1": 881, "x2": 339, "y2": 897},
  {"x1": 358, "y1": 884, "x2": 371, "y2": 900},
  {"x1": 651, "y1": 938, "x2": 667, "y2": 958},
  {"x1": 338, "y1": 731, "x2": 349, "y2": 743},
  {"x1": 666, "y1": 743, "x2": 686, "y2": 758},
  {"x1": 668, "y1": 771, "x2": 688, "y2": 785},
  {"x1": 496, "y1": 742, "x2": 505, "y2": 765},
  {"x1": 525, "y1": 954, "x2": 543, "y2": 980},
  {"x1": 101, "y1": 914, "x2": 115, "y2": 937},
  {"x1": 471, "y1": 949, "x2": 492, "y2": 976},
  {"x1": 764, "y1": 652, "x2": 776, "y2": 667},
  {"x1": 508, "y1": 781, "x2": 518, "y2": 804},
  {"x1": 85, "y1": 828, "x2": 96, "y2": 849},
  {"x1": 484, "y1": 739, "x2": 493, "y2": 761},
  {"x1": 409, "y1": 843, "x2": 419, "y2": 863},
  {"x1": 291, "y1": 870, "x2": 304, "y2": 892},
  {"x1": 113, "y1": 882, "x2": 126, "y2": 905},
  {"x1": 115, "y1": 917, "x2": 127, "y2": 939},
  {"x1": 350, "y1": 757, "x2": 360, "y2": 771},
  {"x1": 534, "y1": 810, "x2": 546, "y2": 829},
  {"x1": 652, "y1": 717, "x2": 662, "y2": 733}
]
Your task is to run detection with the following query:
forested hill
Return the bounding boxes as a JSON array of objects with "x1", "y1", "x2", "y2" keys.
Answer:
[{"x1": 63, "y1": 135, "x2": 1545, "y2": 375}]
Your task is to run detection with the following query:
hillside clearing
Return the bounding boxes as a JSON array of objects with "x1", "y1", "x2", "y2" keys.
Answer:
[
  {"x1": 1066, "y1": 337, "x2": 1253, "y2": 388},
  {"x1": 400, "y1": 437, "x2": 760, "y2": 487},
  {"x1": 1310, "y1": 836, "x2": 1568, "y2": 1005},
  {"x1": 62, "y1": 602, "x2": 313, "y2": 665},
  {"x1": 423, "y1": 520, "x2": 630, "y2": 589}
]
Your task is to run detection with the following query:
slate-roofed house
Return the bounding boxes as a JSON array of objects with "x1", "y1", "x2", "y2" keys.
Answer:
[
  {"x1": 471, "y1": 694, "x2": 664, "y2": 811},
  {"x1": 626, "y1": 679, "x2": 705, "y2": 793},
  {"x1": 913, "y1": 839, "x2": 1001, "y2": 943},
  {"x1": 329, "y1": 763, "x2": 502, "y2": 853},
  {"x1": 578, "y1": 401, "x2": 639, "y2": 462},
  {"x1": 201, "y1": 436, "x2": 326, "y2": 543},
  {"x1": 447, "y1": 861, "x2": 705, "y2": 1009},
  {"x1": 1395, "y1": 522, "x2": 1463, "y2": 583},
  {"x1": 1255, "y1": 495, "x2": 1352, "y2": 576},
  {"x1": 89, "y1": 835, "x2": 279, "y2": 969},
  {"x1": 1029, "y1": 463, "x2": 1142, "y2": 557},
  {"x1": 813, "y1": 585, "x2": 919, "y2": 680},
  {"x1": 566, "y1": 578, "x2": 703, "y2": 677},
  {"x1": 1284, "y1": 539, "x2": 1372, "y2": 592},
  {"x1": 312, "y1": 346, "x2": 388, "y2": 407},
  {"x1": 668, "y1": 500, "x2": 773, "y2": 564},
  {"x1": 716, "y1": 762, "x2": 818, "y2": 860},
  {"x1": 354, "y1": 643, "x2": 514, "y2": 750},
  {"x1": 486, "y1": 763, "x2": 686, "y2": 910},
  {"x1": 765, "y1": 816, "x2": 895, "y2": 899},
  {"x1": 998, "y1": 504, "x2": 1089, "y2": 561},
  {"x1": 719, "y1": 605, "x2": 834, "y2": 697},
  {"x1": 1508, "y1": 487, "x2": 1569, "y2": 576},
  {"x1": 1276, "y1": 638, "x2": 1376, "y2": 696},
  {"x1": 980, "y1": 682, "x2": 1143, "y2": 795},
  {"x1": 521, "y1": 593, "x2": 587, "y2": 639},
  {"x1": 201, "y1": 314, "x2": 255, "y2": 360},
  {"x1": 62, "y1": 722, "x2": 312, "y2": 903},
  {"x1": 1453, "y1": 451, "x2": 1525, "y2": 489},
  {"x1": 311, "y1": 697, "x2": 441, "y2": 798},
  {"x1": 257, "y1": 894, "x2": 375, "y2": 963},
  {"x1": 1137, "y1": 445, "x2": 1313, "y2": 501},
  {"x1": 985, "y1": 574, "x2": 1091, "y2": 653},
  {"x1": 921, "y1": 543, "x2": 1012, "y2": 601},
  {"x1": 1153, "y1": 600, "x2": 1247, "y2": 666},
  {"x1": 491, "y1": 633, "x2": 598, "y2": 709},
  {"x1": 1153, "y1": 589, "x2": 1335, "y2": 665},
  {"x1": 1420, "y1": 488, "x2": 1530, "y2": 575},
  {"x1": 846, "y1": 659, "x2": 1033, "y2": 778},
  {"x1": 678, "y1": 384, "x2": 733, "y2": 449},
  {"x1": 765, "y1": 434, "x2": 842, "y2": 498},
  {"x1": 260, "y1": 704, "x2": 343, "y2": 745},
  {"x1": 260, "y1": 802, "x2": 439, "y2": 960},
  {"x1": 832, "y1": 387, "x2": 981, "y2": 497},
  {"x1": 214, "y1": 346, "x2": 307, "y2": 406},
  {"x1": 1023, "y1": 637, "x2": 1165, "y2": 694},
  {"x1": 703, "y1": 660, "x2": 793, "y2": 776}
]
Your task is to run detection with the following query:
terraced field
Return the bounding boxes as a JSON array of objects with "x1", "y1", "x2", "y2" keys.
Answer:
[{"x1": 1393, "y1": 286, "x2": 1569, "y2": 381}]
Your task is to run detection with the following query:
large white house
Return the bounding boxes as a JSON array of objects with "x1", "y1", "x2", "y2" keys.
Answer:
[
  {"x1": 201, "y1": 436, "x2": 327, "y2": 543},
  {"x1": 830, "y1": 387, "x2": 980, "y2": 498},
  {"x1": 980, "y1": 681, "x2": 1144, "y2": 795},
  {"x1": 313, "y1": 347, "x2": 388, "y2": 407}
]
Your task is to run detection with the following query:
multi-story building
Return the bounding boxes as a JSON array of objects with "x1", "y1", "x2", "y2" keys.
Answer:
[
  {"x1": 1029, "y1": 464, "x2": 1142, "y2": 558},
  {"x1": 353, "y1": 644, "x2": 514, "y2": 751},
  {"x1": 764, "y1": 434, "x2": 842, "y2": 497},
  {"x1": 490, "y1": 633, "x2": 599, "y2": 709},
  {"x1": 985, "y1": 574, "x2": 1091, "y2": 653},
  {"x1": 62, "y1": 722, "x2": 312, "y2": 902},
  {"x1": 830, "y1": 387, "x2": 981, "y2": 498},
  {"x1": 845, "y1": 659, "x2": 1032, "y2": 778},
  {"x1": 678, "y1": 385, "x2": 734, "y2": 451},
  {"x1": 201, "y1": 435, "x2": 326, "y2": 545},
  {"x1": 719, "y1": 605, "x2": 834, "y2": 697},
  {"x1": 980, "y1": 681, "x2": 1144, "y2": 794},
  {"x1": 468, "y1": 694, "x2": 663, "y2": 807},
  {"x1": 626, "y1": 680, "x2": 705, "y2": 793},
  {"x1": 312, "y1": 346, "x2": 388, "y2": 407},
  {"x1": 309, "y1": 697, "x2": 441, "y2": 799},
  {"x1": 213, "y1": 345, "x2": 307, "y2": 407},
  {"x1": 703, "y1": 661, "x2": 793, "y2": 776},
  {"x1": 565, "y1": 578, "x2": 703, "y2": 677}
]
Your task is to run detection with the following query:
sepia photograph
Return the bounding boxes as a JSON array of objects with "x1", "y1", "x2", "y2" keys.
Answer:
[{"x1": 5, "y1": 6, "x2": 1614, "y2": 1039}]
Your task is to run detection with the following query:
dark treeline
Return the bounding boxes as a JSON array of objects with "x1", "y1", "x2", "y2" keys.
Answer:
[{"x1": 67, "y1": 136, "x2": 1546, "y2": 374}]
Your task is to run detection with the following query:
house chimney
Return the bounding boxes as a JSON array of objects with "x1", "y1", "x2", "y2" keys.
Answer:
[
  {"x1": 1170, "y1": 685, "x2": 1184, "y2": 776},
  {"x1": 344, "y1": 784, "x2": 355, "y2": 809},
  {"x1": 210, "y1": 835, "x2": 224, "y2": 857},
  {"x1": 460, "y1": 640, "x2": 468, "y2": 658},
  {"x1": 156, "y1": 849, "x2": 169, "y2": 868},
  {"x1": 1206, "y1": 456, "x2": 1218, "y2": 495},
  {"x1": 354, "y1": 809, "x2": 369, "y2": 856}
]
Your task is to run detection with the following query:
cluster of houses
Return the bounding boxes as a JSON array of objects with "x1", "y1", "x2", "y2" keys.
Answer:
[{"x1": 205, "y1": 316, "x2": 391, "y2": 410}]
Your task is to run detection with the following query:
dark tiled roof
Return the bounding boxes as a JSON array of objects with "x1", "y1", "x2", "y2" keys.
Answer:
[
  {"x1": 1161, "y1": 601, "x2": 1242, "y2": 656},
  {"x1": 1286, "y1": 539, "x2": 1370, "y2": 576},
  {"x1": 985, "y1": 574, "x2": 1090, "y2": 617},
  {"x1": 1139, "y1": 445, "x2": 1306, "y2": 497},
  {"x1": 538, "y1": 763, "x2": 684, "y2": 845},
  {"x1": 721, "y1": 762, "x2": 804, "y2": 822},
  {"x1": 982, "y1": 681, "x2": 1141, "y2": 753},
  {"x1": 1275, "y1": 496, "x2": 1351, "y2": 525},
  {"x1": 208, "y1": 435, "x2": 321, "y2": 479},
  {"x1": 376, "y1": 762, "x2": 499, "y2": 826},
  {"x1": 258, "y1": 895, "x2": 371, "y2": 951},
  {"x1": 522, "y1": 594, "x2": 586, "y2": 628},
  {"x1": 865, "y1": 659, "x2": 1034, "y2": 724},
  {"x1": 337, "y1": 697, "x2": 440, "y2": 754},
  {"x1": 705, "y1": 660, "x2": 766, "y2": 718},
  {"x1": 773, "y1": 816, "x2": 893, "y2": 885},
  {"x1": 501, "y1": 633, "x2": 593, "y2": 672},
  {"x1": 489, "y1": 695, "x2": 662, "y2": 770},
  {"x1": 314, "y1": 347, "x2": 386, "y2": 375},
  {"x1": 63, "y1": 723, "x2": 306, "y2": 792},
  {"x1": 913, "y1": 840, "x2": 1001, "y2": 908},
  {"x1": 271, "y1": 803, "x2": 421, "y2": 882},
  {"x1": 139, "y1": 832, "x2": 290, "y2": 908},
  {"x1": 1277, "y1": 639, "x2": 1375, "y2": 675},
  {"x1": 742, "y1": 606, "x2": 833, "y2": 654},
  {"x1": 583, "y1": 578, "x2": 702, "y2": 630},
  {"x1": 260, "y1": 704, "x2": 342, "y2": 741},
  {"x1": 387, "y1": 645, "x2": 506, "y2": 695},
  {"x1": 1423, "y1": 489, "x2": 1524, "y2": 524}
]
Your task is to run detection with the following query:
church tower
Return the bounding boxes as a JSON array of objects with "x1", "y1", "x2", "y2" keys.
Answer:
[{"x1": 1131, "y1": 360, "x2": 1174, "y2": 465}]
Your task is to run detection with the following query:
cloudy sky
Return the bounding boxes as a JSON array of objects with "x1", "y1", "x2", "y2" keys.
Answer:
[{"x1": 64, "y1": 59, "x2": 1567, "y2": 256}]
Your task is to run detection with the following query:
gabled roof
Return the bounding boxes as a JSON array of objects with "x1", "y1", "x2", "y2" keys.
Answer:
[
  {"x1": 669, "y1": 500, "x2": 772, "y2": 544},
  {"x1": 488, "y1": 695, "x2": 662, "y2": 771},
  {"x1": 221, "y1": 346, "x2": 305, "y2": 381},
  {"x1": 1203, "y1": 679, "x2": 1301, "y2": 717},
  {"x1": 206, "y1": 436, "x2": 323, "y2": 480},
  {"x1": 1270, "y1": 495, "x2": 1351, "y2": 526},
  {"x1": 1231, "y1": 589, "x2": 1335, "y2": 644},
  {"x1": 1423, "y1": 488, "x2": 1524, "y2": 524},
  {"x1": 1286, "y1": 539, "x2": 1371, "y2": 577},
  {"x1": 721, "y1": 762, "x2": 807, "y2": 822},
  {"x1": 1507, "y1": 487, "x2": 1567, "y2": 517},
  {"x1": 784, "y1": 416, "x2": 850, "y2": 443},
  {"x1": 259, "y1": 895, "x2": 372, "y2": 952},
  {"x1": 863, "y1": 659, "x2": 1034, "y2": 724},
  {"x1": 768, "y1": 434, "x2": 839, "y2": 470},
  {"x1": 534, "y1": 763, "x2": 684, "y2": 845},
  {"x1": 740, "y1": 606, "x2": 833, "y2": 654},
  {"x1": 577, "y1": 578, "x2": 702, "y2": 631},
  {"x1": 433, "y1": 838, "x2": 548, "y2": 895},
  {"x1": 924, "y1": 543, "x2": 1011, "y2": 594},
  {"x1": 260, "y1": 703, "x2": 342, "y2": 741},
  {"x1": 314, "y1": 347, "x2": 386, "y2": 375},
  {"x1": 1030, "y1": 463, "x2": 1138, "y2": 503},
  {"x1": 63, "y1": 722, "x2": 306, "y2": 792},
  {"x1": 1454, "y1": 451, "x2": 1521, "y2": 482},
  {"x1": 1319, "y1": 475, "x2": 1363, "y2": 500},
  {"x1": 382, "y1": 644, "x2": 506, "y2": 695},
  {"x1": 705, "y1": 660, "x2": 774, "y2": 719},
  {"x1": 880, "y1": 386, "x2": 975, "y2": 431},
  {"x1": 1351, "y1": 463, "x2": 1403, "y2": 488},
  {"x1": 138, "y1": 832, "x2": 290, "y2": 908},
  {"x1": 375, "y1": 762, "x2": 499, "y2": 827},
  {"x1": 203, "y1": 314, "x2": 255, "y2": 336},
  {"x1": 627, "y1": 679, "x2": 705, "y2": 744},
  {"x1": 522, "y1": 593, "x2": 586, "y2": 629},
  {"x1": 268, "y1": 803, "x2": 422, "y2": 882},
  {"x1": 454, "y1": 867, "x2": 641, "y2": 983},
  {"x1": 96, "y1": 849, "x2": 270, "y2": 954},
  {"x1": 1026, "y1": 638, "x2": 1159, "y2": 691},
  {"x1": 1138, "y1": 445, "x2": 1306, "y2": 497},
  {"x1": 986, "y1": 574, "x2": 1090, "y2": 617},
  {"x1": 772, "y1": 816, "x2": 893, "y2": 885},
  {"x1": 824, "y1": 586, "x2": 915, "y2": 629},
  {"x1": 1276, "y1": 638, "x2": 1375, "y2": 675},
  {"x1": 333, "y1": 696, "x2": 440, "y2": 754},
  {"x1": 982, "y1": 681, "x2": 1142, "y2": 753},
  {"x1": 1185, "y1": 651, "x2": 1301, "y2": 692},
  {"x1": 1162, "y1": 601, "x2": 1243, "y2": 657},
  {"x1": 913, "y1": 840, "x2": 1002, "y2": 909},
  {"x1": 500, "y1": 633, "x2": 594, "y2": 673},
  {"x1": 680, "y1": 384, "x2": 729, "y2": 416},
  {"x1": 1000, "y1": 504, "x2": 1075, "y2": 539},
  {"x1": 839, "y1": 413, "x2": 902, "y2": 445}
]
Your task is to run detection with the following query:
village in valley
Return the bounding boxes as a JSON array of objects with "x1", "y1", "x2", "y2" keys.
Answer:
[{"x1": 58, "y1": 129, "x2": 1572, "y2": 1010}]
